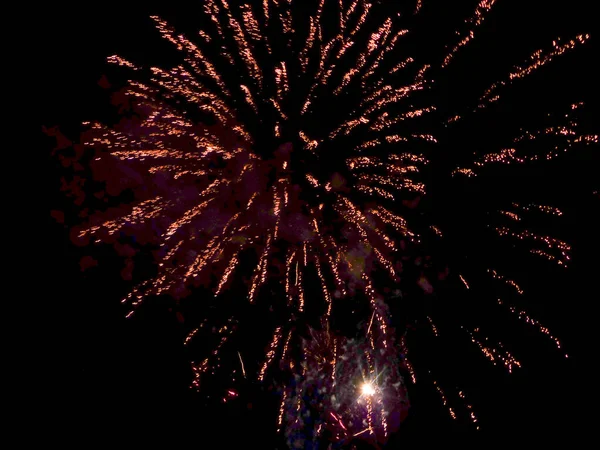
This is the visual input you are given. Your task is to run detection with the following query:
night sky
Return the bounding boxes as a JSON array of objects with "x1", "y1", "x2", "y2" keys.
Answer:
[{"x1": 44, "y1": 1, "x2": 598, "y2": 446}]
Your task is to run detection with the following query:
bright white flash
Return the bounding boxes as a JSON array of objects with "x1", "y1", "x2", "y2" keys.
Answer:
[{"x1": 361, "y1": 382, "x2": 376, "y2": 396}]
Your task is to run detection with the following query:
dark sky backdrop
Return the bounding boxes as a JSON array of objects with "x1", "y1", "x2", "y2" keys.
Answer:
[{"x1": 44, "y1": 1, "x2": 598, "y2": 446}]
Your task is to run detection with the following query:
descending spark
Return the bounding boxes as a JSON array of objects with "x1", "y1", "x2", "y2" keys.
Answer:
[
  {"x1": 459, "y1": 274, "x2": 470, "y2": 290},
  {"x1": 463, "y1": 327, "x2": 522, "y2": 373},
  {"x1": 488, "y1": 268, "x2": 524, "y2": 294},
  {"x1": 367, "y1": 310, "x2": 376, "y2": 336},
  {"x1": 259, "y1": 326, "x2": 283, "y2": 381},
  {"x1": 458, "y1": 390, "x2": 479, "y2": 430},
  {"x1": 498, "y1": 299, "x2": 567, "y2": 357},
  {"x1": 215, "y1": 252, "x2": 240, "y2": 296},
  {"x1": 431, "y1": 375, "x2": 457, "y2": 420},
  {"x1": 414, "y1": 0, "x2": 423, "y2": 15},
  {"x1": 400, "y1": 334, "x2": 417, "y2": 384},
  {"x1": 493, "y1": 227, "x2": 571, "y2": 266},
  {"x1": 238, "y1": 351, "x2": 247, "y2": 378},
  {"x1": 184, "y1": 325, "x2": 202, "y2": 346},
  {"x1": 427, "y1": 315, "x2": 439, "y2": 336}
]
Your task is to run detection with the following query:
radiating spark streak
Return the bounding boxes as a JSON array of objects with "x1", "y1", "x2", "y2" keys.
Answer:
[
  {"x1": 299, "y1": 17, "x2": 316, "y2": 72},
  {"x1": 78, "y1": 196, "x2": 169, "y2": 238},
  {"x1": 338, "y1": 0, "x2": 345, "y2": 33},
  {"x1": 499, "y1": 210, "x2": 521, "y2": 221},
  {"x1": 353, "y1": 428, "x2": 370, "y2": 437},
  {"x1": 241, "y1": 4, "x2": 262, "y2": 43},
  {"x1": 364, "y1": 275, "x2": 388, "y2": 349},
  {"x1": 457, "y1": 104, "x2": 595, "y2": 168},
  {"x1": 399, "y1": 335, "x2": 416, "y2": 384},
  {"x1": 370, "y1": 205, "x2": 414, "y2": 238},
  {"x1": 301, "y1": 38, "x2": 341, "y2": 115},
  {"x1": 350, "y1": 0, "x2": 372, "y2": 39},
  {"x1": 107, "y1": 55, "x2": 139, "y2": 70},
  {"x1": 331, "y1": 337, "x2": 337, "y2": 386},
  {"x1": 314, "y1": 256, "x2": 333, "y2": 318},
  {"x1": 494, "y1": 227, "x2": 571, "y2": 266},
  {"x1": 259, "y1": 326, "x2": 283, "y2": 381},
  {"x1": 452, "y1": 167, "x2": 477, "y2": 177},
  {"x1": 513, "y1": 202, "x2": 563, "y2": 216},
  {"x1": 372, "y1": 106, "x2": 437, "y2": 132},
  {"x1": 431, "y1": 377, "x2": 457, "y2": 420},
  {"x1": 248, "y1": 229, "x2": 274, "y2": 302},
  {"x1": 390, "y1": 56, "x2": 414, "y2": 75},
  {"x1": 497, "y1": 299, "x2": 566, "y2": 357},
  {"x1": 338, "y1": 196, "x2": 395, "y2": 250},
  {"x1": 214, "y1": 252, "x2": 240, "y2": 296},
  {"x1": 285, "y1": 249, "x2": 296, "y2": 307},
  {"x1": 277, "y1": 389, "x2": 288, "y2": 432},
  {"x1": 280, "y1": 0, "x2": 293, "y2": 38},
  {"x1": 373, "y1": 247, "x2": 397, "y2": 280},
  {"x1": 430, "y1": 225, "x2": 443, "y2": 236},
  {"x1": 305, "y1": 173, "x2": 320, "y2": 188},
  {"x1": 442, "y1": 0, "x2": 497, "y2": 67},
  {"x1": 459, "y1": 274, "x2": 470, "y2": 289},
  {"x1": 458, "y1": 390, "x2": 480, "y2": 430},
  {"x1": 479, "y1": 34, "x2": 590, "y2": 108},
  {"x1": 363, "y1": 28, "x2": 410, "y2": 82},
  {"x1": 274, "y1": 61, "x2": 289, "y2": 99},
  {"x1": 312, "y1": 218, "x2": 346, "y2": 296},
  {"x1": 488, "y1": 268, "x2": 524, "y2": 294},
  {"x1": 240, "y1": 84, "x2": 259, "y2": 114},
  {"x1": 151, "y1": 15, "x2": 231, "y2": 97},
  {"x1": 110, "y1": 148, "x2": 199, "y2": 162},
  {"x1": 238, "y1": 351, "x2": 246, "y2": 378},
  {"x1": 197, "y1": 30, "x2": 211, "y2": 43},
  {"x1": 334, "y1": 18, "x2": 393, "y2": 95},
  {"x1": 164, "y1": 183, "x2": 222, "y2": 241},
  {"x1": 427, "y1": 315, "x2": 439, "y2": 336},
  {"x1": 183, "y1": 212, "x2": 242, "y2": 281},
  {"x1": 345, "y1": 0, "x2": 360, "y2": 24},
  {"x1": 184, "y1": 326, "x2": 201, "y2": 346},
  {"x1": 262, "y1": 0, "x2": 269, "y2": 23},
  {"x1": 280, "y1": 329, "x2": 293, "y2": 364},
  {"x1": 295, "y1": 260, "x2": 299, "y2": 286},
  {"x1": 297, "y1": 263, "x2": 305, "y2": 312},
  {"x1": 414, "y1": 0, "x2": 423, "y2": 15},
  {"x1": 367, "y1": 310, "x2": 376, "y2": 335},
  {"x1": 219, "y1": 0, "x2": 263, "y2": 89}
]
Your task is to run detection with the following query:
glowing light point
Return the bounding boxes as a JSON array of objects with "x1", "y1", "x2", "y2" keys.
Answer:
[{"x1": 361, "y1": 382, "x2": 376, "y2": 396}]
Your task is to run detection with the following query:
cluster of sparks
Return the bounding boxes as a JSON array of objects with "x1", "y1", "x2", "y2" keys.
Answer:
[
  {"x1": 52, "y1": 0, "x2": 595, "y2": 445},
  {"x1": 463, "y1": 327, "x2": 522, "y2": 374},
  {"x1": 281, "y1": 326, "x2": 408, "y2": 447},
  {"x1": 497, "y1": 299, "x2": 567, "y2": 358},
  {"x1": 428, "y1": 371, "x2": 479, "y2": 429}
]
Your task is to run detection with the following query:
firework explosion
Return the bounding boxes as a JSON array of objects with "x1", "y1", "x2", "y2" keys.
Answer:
[{"x1": 50, "y1": 0, "x2": 596, "y2": 445}]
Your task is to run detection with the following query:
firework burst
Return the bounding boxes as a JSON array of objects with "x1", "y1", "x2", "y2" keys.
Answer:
[{"x1": 50, "y1": 0, "x2": 596, "y2": 445}]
